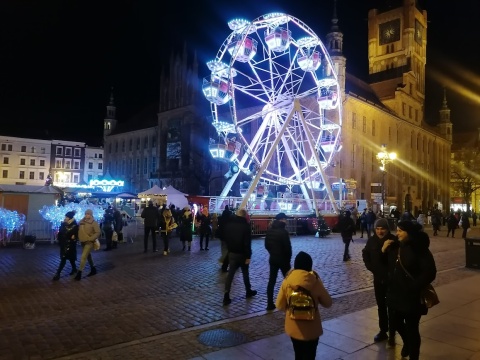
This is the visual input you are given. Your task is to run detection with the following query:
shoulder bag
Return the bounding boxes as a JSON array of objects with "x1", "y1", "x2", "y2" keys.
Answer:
[{"x1": 397, "y1": 249, "x2": 439, "y2": 309}]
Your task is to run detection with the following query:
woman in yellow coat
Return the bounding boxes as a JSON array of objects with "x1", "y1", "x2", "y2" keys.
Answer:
[{"x1": 276, "y1": 251, "x2": 332, "y2": 359}]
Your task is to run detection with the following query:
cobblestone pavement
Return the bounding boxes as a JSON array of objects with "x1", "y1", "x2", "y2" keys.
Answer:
[{"x1": 0, "y1": 224, "x2": 476, "y2": 360}]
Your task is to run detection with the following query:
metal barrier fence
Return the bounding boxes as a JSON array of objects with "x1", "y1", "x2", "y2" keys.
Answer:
[{"x1": 250, "y1": 218, "x2": 297, "y2": 236}]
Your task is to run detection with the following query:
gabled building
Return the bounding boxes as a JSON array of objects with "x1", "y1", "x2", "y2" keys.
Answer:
[{"x1": 103, "y1": 46, "x2": 210, "y2": 195}]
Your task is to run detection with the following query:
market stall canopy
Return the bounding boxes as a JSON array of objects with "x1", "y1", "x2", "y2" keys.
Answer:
[
  {"x1": 138, "y1": 185, "x2": 188, "y2": 208},
  {"x1": 162, "y1": 185, "x2": 189, "y2": 208},
  {"x1": 138, "y1": 185, "x2": 165, "y2": 197}
]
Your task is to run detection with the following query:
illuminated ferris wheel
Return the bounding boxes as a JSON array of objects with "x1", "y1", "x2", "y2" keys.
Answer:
[{"x1": 203, "y1": 13, "x2": 342, "y2": 209}]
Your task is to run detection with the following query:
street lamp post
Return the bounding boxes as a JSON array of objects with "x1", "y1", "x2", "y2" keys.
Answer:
[{"x1": 376, "y1": 144, "x2": 396, "y2": 216}]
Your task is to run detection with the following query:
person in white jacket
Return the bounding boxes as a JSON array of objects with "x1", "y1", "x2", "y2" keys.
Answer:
[{"x1": 276, "y1": 251, "x2": 332, "y2": 359}]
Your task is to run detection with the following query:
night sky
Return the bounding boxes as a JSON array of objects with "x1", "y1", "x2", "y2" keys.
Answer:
[{"x1": 1, "y1": 0, "x2": 479, "y2": 146}]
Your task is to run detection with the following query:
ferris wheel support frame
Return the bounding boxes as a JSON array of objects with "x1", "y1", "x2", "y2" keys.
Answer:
[
  {"x1": 239, "y1": 105, "x2": 296, "y2": 210},
  {"x1": 297, "y1": 104, "x2": 339, "y2": 214}
]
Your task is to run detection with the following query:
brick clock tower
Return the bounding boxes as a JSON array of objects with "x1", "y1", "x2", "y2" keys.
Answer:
[{"x1": 367, "y1": 0, "x2": 427, "y2": 126}]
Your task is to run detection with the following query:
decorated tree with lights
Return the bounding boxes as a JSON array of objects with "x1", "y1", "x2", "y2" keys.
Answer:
[
  {"x1": 0, "y1": 208, "x2": 26, "y2": 244},
  {"x1": 39, "y1": 202, "x2": 105, "y2": 232}
]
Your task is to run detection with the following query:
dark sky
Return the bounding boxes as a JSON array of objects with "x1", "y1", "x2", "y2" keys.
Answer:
[{"x1": 1, "y1": 0, "x2": 479, "y2": 146}]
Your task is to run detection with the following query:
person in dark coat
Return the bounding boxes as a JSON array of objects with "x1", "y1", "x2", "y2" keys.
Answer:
[
  {"x1": 338, "y1": 210, "x2": 356, "y2": 261},
  {"x1": 365, "y1": 208, "x2": 377, "y2": 238},
  {"x1": 141, "y1": 201, "x2": 161, "y2": 253},
  {"x1": 265, "y1": 212, "x2": 292, "y2": 311},
  {"x1": 196, "y1": 206, "x2": 212, "y2": 250},
  {"x1": 112, "y1": 207, "x2": 123, "y2": 246},
  {"x1": 446, "y1": 211, "x2": 459, "y2": 237},
  {"x1": 179, "y1": 206, "x2": 193, "y2": 251},
  {"x1": 102, "y1": 206, "x2": 115, "y2": 251},
  {"x1": 460, "y1": 212, "x2": 471, "y2": 239},
  {"x1": 53, "y1": 211, "x2": 78, "y2": 280},
  {"x1": 362, "y1": 218, "x2": 397, "y2": 345},
  {"x1": 217, "y1": 205, "x2": 232, "y2": 272},
  {"x1": 222, "y1": 209, "x2": 257, "y2": 305},
  {"x1": 382, "y1": 221, "x2": 437, "y2": 360}
]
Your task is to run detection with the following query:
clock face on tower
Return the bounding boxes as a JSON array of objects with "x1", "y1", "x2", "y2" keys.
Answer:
[
  {"x1": 379, "y1": 19, "x2": 401, "y2": 45},
  {"x1": 415, "y1": 19, "x2": 423, "y2": 44}
]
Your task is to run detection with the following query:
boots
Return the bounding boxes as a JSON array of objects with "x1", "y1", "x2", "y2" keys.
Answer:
[
  {"x1": 74, "y1": 271, "x2": 82, "y2": 281},
  {"x1": 223, "y1": 292, "x2": 232, "y2": 306},
  {"x1": 87, "y1": 267, "x2": 97, "y2": 277}
]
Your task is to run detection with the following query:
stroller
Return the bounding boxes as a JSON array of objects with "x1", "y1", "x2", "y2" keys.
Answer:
[{"x1": 316, "y1": 215, "x2": 331, "y2": 238}]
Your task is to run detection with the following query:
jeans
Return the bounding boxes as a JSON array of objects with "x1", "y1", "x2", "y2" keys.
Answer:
[
  {"x1": 373, "y1": 279, "x2": 392, "y2": 333},
  {"x1": 225, "y1": 252, "x2": 252, "y2": 293},
  {"x1": 79, "y1": 241, "x2": 95, "y2": 271},
  {"x1": 220, "y1": 240, "x2": 229, "y2": 271},
  {"x1": 144, "y1": 226, "x2": 157, "y2": 251},
  {"x1": 104, "y1": 228, "x2": 113, "y2": 249},
  {"x1": 199, "y1": 231, "x2": 210, "y2": 249},
  {"x1": 291, "y1": 337, "x2": 319, "y2": 360},
  {"x1": 267, "y1": 262, "x2": 290, "y2": 304},
  {"x1": 367, "y1": 224, "x2": 374, "y2": 238},
  {"x1": 161, "y1": 231, "x2": 170, "y2": 252},
  {"x1": 342, "y1": 237, "x2": 351, "y2": 260}
]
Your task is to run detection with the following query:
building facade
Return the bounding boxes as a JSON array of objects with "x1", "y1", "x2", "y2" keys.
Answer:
[
  {"x1": 0, "y1": 136, "x2": 52, "y2": 186},
  {"x1": 50, "y1": 140, "x2": 86, "y2": 187},
  {"x1": 320, "y1": 0, "x2": 451, "y2": 214},
  {"x1": 84, "y1": 146, "x2": 104, "y2": 183}
]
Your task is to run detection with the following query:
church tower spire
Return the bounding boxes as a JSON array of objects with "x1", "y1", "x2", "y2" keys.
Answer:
[
  {"x1": 437, "y1": 87, "x2": 452, "y2": 141},
  {"x1": 103, "y1": 87, "x2": 117, "y2": 144},
  {"x1": 325, "y1": 0, "x2": 346, "y2": 99}
]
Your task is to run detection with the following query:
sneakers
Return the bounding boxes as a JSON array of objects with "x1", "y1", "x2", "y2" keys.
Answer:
[
  {"x1": 246, "y1": 289, "x2": 258, "y2": 298},
  {"x1": 374, "y1": 331, "x2": 388, "y2": 342},
  {"x1": 223, "y1": 293, "x2": 231, "y2": 306},
  {"x1": 163, "y1": 251, "x2": 168, "y2": 255},
  {"x1": 266, "y1": 303, "x2": 276, "y2": 311}
]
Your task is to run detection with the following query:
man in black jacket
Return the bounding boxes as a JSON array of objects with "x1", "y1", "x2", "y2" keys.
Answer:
[
  {"x1": 362, "y1": 218, "x2": 396, "y2": 345},
  {"x1": 265, "y1": 212, "x2": 292, "y2": 311},
  {"x1": 141, "y1": 201, "x2": 161, "y2": 253},
  {"x1": 223, "y1": 208, "x2": 257, "y2": 305}
]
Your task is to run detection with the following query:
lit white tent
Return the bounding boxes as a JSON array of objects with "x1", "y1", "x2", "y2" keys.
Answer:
[
  {"x1": 162, "y1": 186, "x2": 189, "y2": 208},
  {"x1": 138, "y1": 185, "x2": 165, "y2": 197},
  {"x1": 137, "y1": 185, "x2": 188, "y2": 208}
]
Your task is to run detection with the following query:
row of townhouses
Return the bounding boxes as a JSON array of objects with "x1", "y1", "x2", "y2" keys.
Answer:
[{"x1": 0, "y1": 136, "x2": 104, "y2": 187}]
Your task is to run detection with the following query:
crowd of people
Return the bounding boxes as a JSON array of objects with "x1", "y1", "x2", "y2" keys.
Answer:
[{"x1": 51, "y1": 200, "x2": 463, "y2": 359}]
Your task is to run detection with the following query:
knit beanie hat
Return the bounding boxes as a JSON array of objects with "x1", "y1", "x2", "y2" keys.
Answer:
[
  {"x1": 85, "y1": 209, "x2": 93, "y2": 216},
  {"x1": 65, "y1": 211, "x2": 76, "y2": 219},
  {"x1": 374, "y1": 218, "x2": 389, "y2": 230},
  {"x1": 294, "y1": 251, "x2": 313, "y2": 272},
  {"x1": 397, "y1": 220, "x2": 421, "y2": 234}
]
